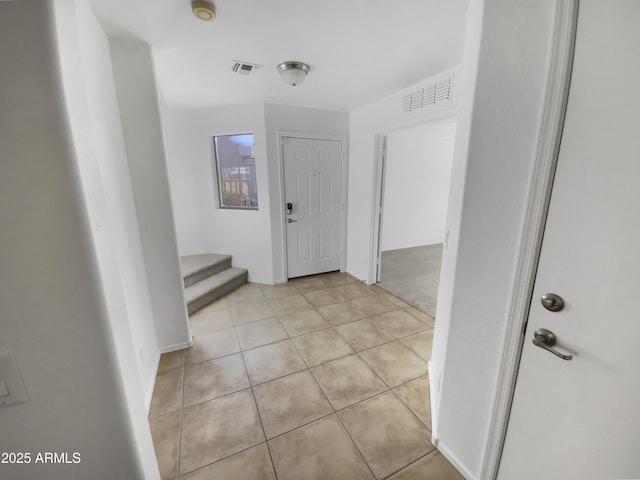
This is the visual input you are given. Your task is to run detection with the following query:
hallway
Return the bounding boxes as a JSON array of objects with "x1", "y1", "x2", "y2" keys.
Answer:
[{"x1": 148, "y1": 272, "x2": 462, "y2": 479}]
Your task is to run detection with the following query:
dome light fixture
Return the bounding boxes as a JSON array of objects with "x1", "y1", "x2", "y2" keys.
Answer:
[
  {"x1": 277, "y1": 61, "x2": 310, "y2": 87},
  {"x1": 192, "y1": 1, "x2": 216, "y2": 21}
]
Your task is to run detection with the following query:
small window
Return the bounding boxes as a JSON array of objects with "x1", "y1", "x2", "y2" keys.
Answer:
[{"x1": 213, "y1": 133, "x2": 258, "y2": 209}]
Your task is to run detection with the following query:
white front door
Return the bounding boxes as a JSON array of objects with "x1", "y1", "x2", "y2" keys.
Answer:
[
  {"x1": 283, "y1": 137, "x2": 343, "y2": 279},
  {"x1": 498, "y1": 2, "x2": 640, "y2": 478}
]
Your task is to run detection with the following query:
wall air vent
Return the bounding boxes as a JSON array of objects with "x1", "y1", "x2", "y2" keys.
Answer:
[
  {"x1": 232, "y1": 60, "x2": 262, "y2": 75},
  {"x1": 402, "y1": 75, "x2": 453, "y2": 113}
]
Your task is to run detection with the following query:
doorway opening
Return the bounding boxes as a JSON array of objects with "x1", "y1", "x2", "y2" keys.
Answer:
[{"x1": 373, "y1": 120, "x2": 456, "y2": 316}]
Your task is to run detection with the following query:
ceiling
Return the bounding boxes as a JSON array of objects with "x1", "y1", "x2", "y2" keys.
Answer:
[{"x1": 89, "y1": 0, "x2": 469, "y2": 112}]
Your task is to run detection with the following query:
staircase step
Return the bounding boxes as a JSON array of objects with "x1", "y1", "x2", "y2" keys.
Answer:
[
  {"x1": 185, "y1": 267, "x2": 248, "y2": 315},
  {"x1": 181, "y1": 254, "x2": 232, "y2": 288}
]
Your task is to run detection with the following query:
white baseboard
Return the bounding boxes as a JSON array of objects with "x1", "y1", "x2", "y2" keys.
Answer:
[
  {"x1": 159, "y1": 338, "x2": 193, "y2": 354},
  {"x1": 150, "y1": 337, "x2": 193, "y2": 413},
  {"x1": 437, "y1": 439, "x2": 476, "y2": 480},
  {"x1": 247, "y1": 276, "x2": 278, "y2": 285},
  {"x1": 145, "y1": 350, "x2": 161, "y2": 413}
]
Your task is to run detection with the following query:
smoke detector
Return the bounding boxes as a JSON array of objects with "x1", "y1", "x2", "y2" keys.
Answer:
[{"x1": 192, "y1": 1, "x2": 216, "y2": 21}]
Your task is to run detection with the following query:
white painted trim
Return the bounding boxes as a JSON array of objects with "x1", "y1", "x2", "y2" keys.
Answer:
[
  {"x1": 367, "y1": 108, "x2": 458, "y2": 285},
  {"x1": 145, "y1": 349, "x2": 161, "y2": 412},
  {"x1": 277, "y1": 131, "x2": 348, "y2": 279},
  {"x1": 479, "y1": 2, "x2": 579, "y2": 479},
  {"x1": 159, "y1": 339, "x2": 193, "y2": 354},
  {"x1": 438, "y1": 439, "x2": 478, "y2": 480},
  {"x1": 369, "y1": 134, "x2": 386, "y2": 285},
  {"x1": 340, "y1": 146, "x2": 349, "y2": 272},
  {"x1": 427, "y1": 361, "x2": 441, "y2": 442},
  {"x1": 247, "y1": 276, "x2": 282, "y2": 285},
  {"x1": 209, "y1": 132, "x2": 257, "y2": 210},
  {"x1": 276, "y1": 130, "x2": 289, "y2": 283},
  {"x1": 150, "y1": 336, "x2": 193, "y2": 412}
]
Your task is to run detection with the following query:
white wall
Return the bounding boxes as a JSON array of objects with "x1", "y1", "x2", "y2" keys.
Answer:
[
  {"x1": 264, "y1": 104, "x2": 349, "y2": 283},
  {"x1": 381, "y1": 123, "x2": 456, "y2": 251},
  {"x1": 428, "y1": 1, "x2": 482, "y2": 457},
  {"x1": 53, "y1": 0, "x2": 161, "y2": 477},
  {"x1": 161, "y1": 102, "x2": 349, "y2": 284},
  {"x1": 162, "y1": 103, "x2": 274, "y2": 283},
  {"x1": 430, "y1": 0, "x2": 557, "y2": 478},
  {"x1": 347, "y1": 71, "x2": 459, "y2": 283},
  {"x1": 0, "y1": 1, "x2": 158, "y2": 478},
  {"x1": 68, "y1": 0, "x2": 160, "y2": 405},
  {"x1": 110, "y1": 41, "x2": 192, "y2": 352},
  {"x1": 159, "y1": 102, "x2": 217, "y2": 255}
]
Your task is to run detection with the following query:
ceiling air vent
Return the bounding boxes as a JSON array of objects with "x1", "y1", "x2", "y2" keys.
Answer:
[
  {"x1": 232, "y1": 60, "x2": 262, "y2": 75},
  {"x1": 402, "y1": 75, "x2": 453, "y2": 113}
]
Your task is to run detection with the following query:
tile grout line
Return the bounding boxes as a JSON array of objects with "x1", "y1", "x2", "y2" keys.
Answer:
[
  {"x1": 332, "y1": 400, "x2": 380, "y2": 480},
  {"x1": 235, "y1": 323, "x2": 280, "y2": 480},
  {"x1": 240, "y1": 280, "x2": 376, "y2": 456},
  {"x1": 180, "y1": 295, "x2": 430, "y2": 394},
  {"x1": 390, "y1": 384, "x2": 434, "y2": 433},
  {"x1": 379, "y1": 448, "x2": 441, "y2": 480},
  {"x1": 222, "y1": 290, "x2": 412, "y2": 333},
  {"x1": 176, "y1": 363, "x2": 429, "y2": 414},
  {"x1": 157, "y1": 273, "x2": 438, "y2": 479},
  {"x1": 264, "y1": 410, "x2": 337, "y2": 443},
  {"x1": 302, "y1": 355, "x2": 338, "y2": 417},
  {"x1": 336, "y1": 388, "x2": 435, "y2": 480},
  {"x1": 209, "y1": 318, "x2": 431, "y2": 363},
  {"x1": 176, "y1": 352, "x2": 185, "y2": 478}
]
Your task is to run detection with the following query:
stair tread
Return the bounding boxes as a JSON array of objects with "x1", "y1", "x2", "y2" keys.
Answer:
[
  {"x1": 184, "y1": 267, "x2": 248, "y2": 304},
  {"x1": 181, "y1": 254, "x2": 232, "y2": 280}
]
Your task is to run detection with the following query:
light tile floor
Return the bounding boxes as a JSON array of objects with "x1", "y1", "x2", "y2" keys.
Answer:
[{"x1": 149, "y1": 272, "x2": 464, "y2": 480}]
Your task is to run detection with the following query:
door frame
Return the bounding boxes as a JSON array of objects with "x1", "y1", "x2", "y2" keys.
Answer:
[
  {"x1": 481, "y1": 2, "x2": 579, "y2": 478},
  {"x1": 368, "y1": 112, "x2": 457, "y2": 286},
  {"x1": 277, "y1": 131, "x2": 348, "y2": 280}
]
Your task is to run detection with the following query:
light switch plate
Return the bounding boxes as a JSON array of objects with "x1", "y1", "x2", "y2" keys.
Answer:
[{"x1": 0, "y1": 351, "x2": 28, "y2": 407}]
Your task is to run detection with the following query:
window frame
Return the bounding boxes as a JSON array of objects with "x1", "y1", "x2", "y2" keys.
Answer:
[{"x1": 212, "y1": 133, "x2": 259, "y2": 210}]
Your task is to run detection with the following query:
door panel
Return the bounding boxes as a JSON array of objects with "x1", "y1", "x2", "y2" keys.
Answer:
[
  {"x1": 498, "y1": 2, "x2": 640, "y2": 478},
  {"x1": 284, "y1": 137, "x2": 343, "y2": 278}
]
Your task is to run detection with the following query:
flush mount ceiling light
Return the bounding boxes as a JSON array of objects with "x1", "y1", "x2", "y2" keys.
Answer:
[
  {"x1": 277, "y1": 61, "x2": 310, "y2": 87},
  {"x1": 192, "y1": 1, "x2": 216, "y2": 21}
]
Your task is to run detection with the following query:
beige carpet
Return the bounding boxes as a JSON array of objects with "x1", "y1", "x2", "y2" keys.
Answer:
[{"x1": 378, "y1": 244, "x2": 443, "y2": 317}]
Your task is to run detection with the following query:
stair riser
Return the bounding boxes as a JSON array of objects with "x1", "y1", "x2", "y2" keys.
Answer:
[
  {"x1": 187, "y1": 270, "x2": 247, "y2": 315},
  {"x1": 184, "y1": 258, "x2": 232, "y2": 288}
]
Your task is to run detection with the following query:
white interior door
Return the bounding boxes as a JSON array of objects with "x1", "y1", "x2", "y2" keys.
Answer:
[
  {"x1": 498, "y1": 2, "x2": 640, "y2": 478},
  {"x1": 283, "y1": 137, "x2": 343, "y2": 278}
]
